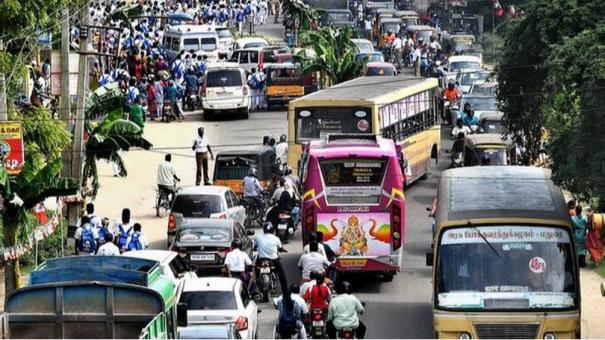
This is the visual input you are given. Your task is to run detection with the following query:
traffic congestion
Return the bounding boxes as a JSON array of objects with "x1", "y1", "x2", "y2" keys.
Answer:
[{"x1": 1, "y1": 0, "x2": 603, "y2": 339}]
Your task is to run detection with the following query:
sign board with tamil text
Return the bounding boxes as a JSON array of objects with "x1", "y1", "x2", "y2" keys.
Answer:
[{"x1": 0, "y1": 122, "x2": 24, "y2": 175}]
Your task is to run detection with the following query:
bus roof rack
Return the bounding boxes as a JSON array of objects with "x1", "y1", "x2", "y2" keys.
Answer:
[{"x1": 326, "y1": 134, "x2": 378, "y2": 144}]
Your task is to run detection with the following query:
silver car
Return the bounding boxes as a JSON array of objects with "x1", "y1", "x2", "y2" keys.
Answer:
[{"x1": 167, "y1": 186, "x2": 246, "y2": 246}]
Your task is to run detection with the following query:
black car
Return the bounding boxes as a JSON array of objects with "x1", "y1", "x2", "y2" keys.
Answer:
[{"x1": 170, "y1": 219, "x2": 254, "y2": 274}]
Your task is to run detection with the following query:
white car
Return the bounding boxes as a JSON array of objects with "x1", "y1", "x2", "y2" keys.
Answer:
[
  {"x1": 351, "y1": 38, "x2": 374, "y2": 54},
  {"x1": 447, "y1": 55, "x2": 482, "y2": 74},
  {"x1": 228, "y1": 48, "x2": 263, "y2": 74},
  {"x1": 457, "y1": 71, "x2": 492, "y2": 94},
  {"x1": 122, "y1": 250, "x2": 197, "y2": 296},
  {"x1": 179, "y1": 277, "x2": 258, "y2": 339},
  {"x1": 167, "y1": 185, "x2": 247, "y2": 246},
  {"x1": 201, "y1": 63, "x2": 251, "y2": 120},
  {"x1": 233, "y1": 37, "x2": 268, "y2": 50}
]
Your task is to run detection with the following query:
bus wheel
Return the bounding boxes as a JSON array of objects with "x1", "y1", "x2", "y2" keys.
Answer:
[{"x1": 381, "y1": 271, "x2": 394, "y2": 282}]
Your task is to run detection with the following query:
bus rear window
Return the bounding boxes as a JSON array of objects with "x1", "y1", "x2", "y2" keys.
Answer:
[
  {"x1": 320, "y1": 159, "x2": 387, "y2": 205},
  {"x1": 295, "y1": 107, "x2": 372, "y2": 142}
]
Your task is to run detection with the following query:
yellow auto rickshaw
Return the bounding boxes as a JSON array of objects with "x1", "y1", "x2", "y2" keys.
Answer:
[
  {"x1": 213, "y1": 146, "x2": 278, "y2": 197},
  {"x1": 265, "y1": 64, "x2": 304, "y2": 110}
]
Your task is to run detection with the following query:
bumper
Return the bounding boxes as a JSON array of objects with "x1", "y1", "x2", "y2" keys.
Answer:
[
  {"x1": 202, "y1": 98, "x2": 249, "y2": 111},
  {"x1": 334, "y1": 257, "x2": 399, "y2": 272}
]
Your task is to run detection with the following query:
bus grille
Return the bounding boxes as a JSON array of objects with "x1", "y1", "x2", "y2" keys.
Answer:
[{"x1": 474, "y1": 323, "x2": 539, "y2": 339}]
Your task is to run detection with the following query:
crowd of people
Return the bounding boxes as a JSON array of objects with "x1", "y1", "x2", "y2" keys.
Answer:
[{"x1": 74, "y1": 203, "x2": 149, "y2": 256}]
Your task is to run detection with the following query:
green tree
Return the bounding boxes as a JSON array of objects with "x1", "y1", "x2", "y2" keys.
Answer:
[
  {"x1": 497, "y1": 0, "x2": 605, "y2": 209},
  {"x1": 82, "y1": 86, "x2": 153, "y2": 198},
  {"x1": 0, "y1": 107, "x2": 78, "y2": 300},
  {"x1": 297, "y1": 25, "x2": 364, "y2": 86},
  {"x1": 283, "y1": 0, "x2": 319, "y2": 32}
]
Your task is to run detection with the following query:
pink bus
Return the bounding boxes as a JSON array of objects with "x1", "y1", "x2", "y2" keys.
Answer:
[{"x1": 299, "y1": 135, "x2": 406, "y2": 281}]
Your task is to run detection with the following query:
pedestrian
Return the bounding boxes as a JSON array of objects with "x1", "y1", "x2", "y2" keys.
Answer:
[
  {"x1": 571, "y1": 205, "x2": 588, "y2": 267},
  {"x1": 113, "y1": 208, "x2": 134, "y2": 252},
  {"x1": 96, "y1": 233, "x2": 121, "y2": 256},
  {"x1": 364, "y1": 17, "x2": 372, "y2": 41},
  {"x1": 97, "y1": 217, "x2": 112, "y2": 247},
  {"x1": 74, "y1": 216, "x2": 99, "y2": 256},
  {"x1": 130, "y1": 96, "x2": 145, "y2": 130},
  {"x1": 192, "y1": 127, "x2": 214, "y2": 186},
  {"x1": 412, "y1": 42, "x2": 422, "y2": 77},
  {"x1": 247, "y1": 67, "x2": 264, "y2": 111},
  {"x1": 125, "y1": 223, "x2": 149, "y2": 251},
  {"x1": 147, "y1": 75, "x2": 158, "y2": 121},
  {"x1": 587, "y1": 212, "x2": 603, "y2": 264},
  {"x1": 154, "y1": 75, "x2": 165, "y2": 120},
  {"x1": 78, "y1": 203, "x2": 102, "y2": 229}
]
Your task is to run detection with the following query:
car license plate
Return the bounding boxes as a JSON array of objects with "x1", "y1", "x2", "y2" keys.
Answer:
[
  {"x1": 278, "y1": 223, "x2": 287, "y2": 230},
  {"x1": 260, "y1": 267, "x2": 271, "y2": 274},
  {"x1": 312, "y1": 321, "x2": 324, "y2": 327},
  {"x1": 191, "y1": 254, "x2": 214, "y2": 261}
]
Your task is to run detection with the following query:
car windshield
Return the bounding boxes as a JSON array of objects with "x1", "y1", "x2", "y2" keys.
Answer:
[
  {"x1": 180, "y1": 291, "x2": 237, "y2": 310},
  {"x1": 481, "y1": 119, "x2": 505, "y2": 134},
  {"x1": 215, "y1": 154, "x2": 260, "y2": 180},
  {"x1": 178, "y1": 228, "x2": 231, "y2": 243},
  {"x1": 382, "y1": 23, "x2": 400, "y2": 33},
  {"x1": 327, "y1": 12, "x2": 351, "y2": 22},
  {"x1": 172, "y1": 195, "x2": 223, "y2": 217},
  {"x1": 437, "y1": 226, "x2": 576, "y2": 311},
  {"x1": 402, "y1": 18, "x2": 418, "y2": 27},
  {"x1": 244, "y1": 42, "x2": 266, "y2": 49},
  {"x1": 366, "y1": 67, "x2": 396, "y2": 76},
  {"x1": 460, "y1": 72, "x2": 490, "y2": 86},
  {"x1": 216, "y1": 29, "x2": 232, "y2": 39},
  {"x1": 471, "y1": 84, "x2": 497, "y2": 95},
  {"x1": 463, "y1": 96, "x2": 498, "y2": 111},
  {"x1": 206, "y1": 70, "x2": 242, "y2": 87},
  {"x1": 450, "y1": 61, "x2": 481, "y2": 72},
  {"x1": 355, "y1": 41, "x2": 374, "y2": 54},
  {"x1": 476, "y1": 148, "x2": 507, "y2": 166}
]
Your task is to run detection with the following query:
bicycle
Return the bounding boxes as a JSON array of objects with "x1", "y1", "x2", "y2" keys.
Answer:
[{"x1": 155, "y1": 182, "x2": 179, "y2": 217}]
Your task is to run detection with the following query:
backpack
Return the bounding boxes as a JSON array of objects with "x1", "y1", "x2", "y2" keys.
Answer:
[
  {"x1": 248, "y1": 74, "x2": 262, "y2": 90},
  {"x1": 98, "y1": 226, "x2": 110, "y2": 241},
  {"x1": 117, "y1": 225, "x2": 132, "y2": 249},
  {"x1": 79, "y1": 225, "x2": 97, "y2": 253},
  {"x1": 173, "y1": 61, "x2": 183, "y2": 79},
  {"x1": 127, "y1": 87, "x2": 138, "y2": 104},
  {"x1": 236, "y1": 10, "x2": 245, "y2": 22},
  {"x1": 278, "y1": 302, "x2": 299, "y2": 336},
  {"x1": 127, "y1": 233, "x2": 144, "y2": 251},
  {"x1": 244, "y1": 4, "x2": 252, "y2": 15}
]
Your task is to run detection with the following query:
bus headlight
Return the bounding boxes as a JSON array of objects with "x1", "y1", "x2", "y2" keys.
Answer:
[
  {"x1": 543, "y1": 333, "x2": 556, "y2": 340},
  {"x1": 458, "y1": 332, "x2": 471, "y2": 340}
]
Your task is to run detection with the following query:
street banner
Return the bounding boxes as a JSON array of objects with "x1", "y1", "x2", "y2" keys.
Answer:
[{"x1": 0, "y1": 122, "x2": 24, "y2": 175}]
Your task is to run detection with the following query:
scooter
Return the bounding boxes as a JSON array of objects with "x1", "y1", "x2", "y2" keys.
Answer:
[
  {"x1": 310, "y1": 308, "x2": 327, "y2": 339},
  {"x1": 184, "y1": 88, "x2": 199, "y2": 111},
  {"x1": 257, "y1": 258, "x2": 280, "y2": 302},
  {"x1": 265, "y1": 204, "x2": 295, "y2": 243},
  {"x1": 451, "y1": 151, "x2": 464, "y2": 168}
]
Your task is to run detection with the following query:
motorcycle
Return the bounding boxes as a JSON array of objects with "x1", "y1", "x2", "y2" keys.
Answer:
[
  {"x1": 382, "y1": 44, "x2": 395, "y2": 64},
  {"x1": 310, "y1": 308, "x2": 327, "y2": 339},
  {"x1": 184, "y1": 88, "x2": 199, "y2": 111},
  {"x1": 242, "y1": 190, "x2": 270, "y2": 229},
  {"x1": 443, "y1": 98, "x2": 460, "y2": 126},
  {"x1": 335, "y1": 302, "x2": 367, "y2": 339},
  {"x1": 163, "y1": 99, "x2": 177, "y2": 123},
  {"x1": 265, "y1": 204, "x2": 295, "y2": 243},
  {"x1": 257, "y1": 258, "x2": 280, "y2": 302},
  {"x1": 451, "y1": 151, "x2": 464, "y2": 168},
  {"x1": 428, "y1": 59, "x2": 446, "y2": 78}
]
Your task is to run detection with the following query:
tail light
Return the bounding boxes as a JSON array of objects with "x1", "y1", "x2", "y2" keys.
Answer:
[
  {"x1": 218, "y1": 213, "x2": 227, "y2": 219},
  {"x1": 167, "y1": 213, "x2": 176, "y2": 231},
  {"x1": 313, "y1": 312, "x2": 323, "y2": 320},
  {"x1": 278, "y1": 213, "x2": 291, "y2": 219},
  {"x1": 261, "y1": 260, "x2": 272, "y2": 268},
  {"x1": 235, "y1": 316, "x2": 248, "y2": 331},
  {"x1": 392, "y1": 203, "x2": 403, "y2": 251},
  {"x1": 304, "y1": 207, "x2": 315, "y2": 235},
  {"x1": 242, "y1": 86, "x2": 249, "y2": 95},
  {"x1": 341, "y1": 330, "x2": 354, "y2": 339}
]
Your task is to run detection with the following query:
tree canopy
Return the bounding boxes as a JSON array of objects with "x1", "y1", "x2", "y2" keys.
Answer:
[{"x1": 497, "y1": 0, "x2": 605, "y2": 209}]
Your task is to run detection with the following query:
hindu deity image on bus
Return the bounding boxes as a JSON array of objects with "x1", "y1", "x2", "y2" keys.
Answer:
[{"x1": 317, "y1": 213, "x2": 392, "y2": 257}]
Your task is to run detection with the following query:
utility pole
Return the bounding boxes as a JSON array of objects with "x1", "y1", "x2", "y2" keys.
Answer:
[
  {"x1": 0, "y1": 74, "x2": 7, "y2": 121},
  {"x1": 66, "y1": 0, "x2": 90, "y2": 244},
  {"x1": 60, "y1": 9, "x2": 72, "y2": 177}
]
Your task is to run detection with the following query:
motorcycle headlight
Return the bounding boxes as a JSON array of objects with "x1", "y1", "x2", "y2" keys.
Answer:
[
  {"x1": 543, "y1": 333, "x2": 556, "y2": 340},
  {"x1": 436, "y1": 60, "x2": 442, "y2": 66}
]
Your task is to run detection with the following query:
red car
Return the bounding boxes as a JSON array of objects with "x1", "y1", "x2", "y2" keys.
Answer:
[{"x1": 363, "y1": 62, "x2": 397, "y2": 76}]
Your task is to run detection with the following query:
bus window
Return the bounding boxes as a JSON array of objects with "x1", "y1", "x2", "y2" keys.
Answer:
[
  {"x1": 183, "y1": 38, "x2": 199, "y2": 51},
  {"x1": 295, "y1": 107, "x2": 372, "y2": 143},
  {"x1": 201, "y1": 37, "x2": 217, "y2": 51},
  {"x1": 319, "y1": 158, "x2": 387, "y2": 205}
]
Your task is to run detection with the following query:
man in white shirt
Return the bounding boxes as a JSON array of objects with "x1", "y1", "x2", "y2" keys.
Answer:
[
  {"x1": 412, "y1": 43, "x2": 422, "y2": 76},
  {"x1": 192, "y1": 127, "x2": 214, "y2": 185},
  {"x1": 393, "y1": 35, "x2": 403, "y2": 67},
  {"x1": 97, "y1": 233, "x2": 120, "y2": 256},
  {"x1": 364, "y1": 18, "x2": 373, "y2": 41},
  {"x1": 225, "y1": 239, "x2": 253, "y2": 277},
  {"x1": 298, "y1": 242, "x2": 331, "y2": 280},
  {"x1": 255, "y1": 223, "x2": 288, "y2": 291},
  {"x1": 157, "y1": 154, "x2": 180, "y2": 205},
  {"x1": 77, "y1": 203, "x2": 102, "y2": 229},
  {"x1": 274, "y1": 134, "x2": 288, "y2": 170}
]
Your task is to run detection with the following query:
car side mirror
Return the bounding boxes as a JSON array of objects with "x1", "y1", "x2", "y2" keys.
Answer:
[
  {"x1": 425, "y1": 252, "x2": 433, "y2": 267},
  {"x1": 177, "y1": 303, "x2": 188, "y2": 327},
  {"x1": 246, "y1": 230, "x2": 255, "y2": 236}
]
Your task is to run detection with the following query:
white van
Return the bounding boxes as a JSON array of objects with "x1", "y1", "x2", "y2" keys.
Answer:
[
  {"x1": 201, "y1": 63, "x2": 250, "y2": 120},
  {"x1": 163, "y1": 25, "x2": 220, "y2": 61},
  {"x1": 215, "y1": 27, "x2": 234, "y2": 58}
]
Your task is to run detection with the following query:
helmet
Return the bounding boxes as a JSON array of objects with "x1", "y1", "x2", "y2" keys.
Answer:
[
  {"x1": 231, "y1": 239, "x2": 242, "y2": 249},
  {"x1": 388, "y1": 29, "x2": 393, "y2": 34},
  {"x1": 279, "y1": 134, "x2": 287, "y2": 143},
  {"x1": 263, "y1": 222, "x2": 274, "y2": 234},
  {"x1": 248, "y1": 168, "x2": 258, "y2": 177},
  {"x1": 447, "y1": 80, "x2": 455, "y2": 89}
]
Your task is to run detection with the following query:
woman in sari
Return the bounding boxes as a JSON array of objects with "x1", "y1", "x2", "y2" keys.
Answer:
[{"x1": 587, "y1": 212, "x2": 603, "y2": 265}]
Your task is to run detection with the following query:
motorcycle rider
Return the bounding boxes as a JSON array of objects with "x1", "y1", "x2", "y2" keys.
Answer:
[
  {"x1": 428, "y1": 35, "x2": 441, "y2": 51},
  {"x1": 224, "y1": 239, "x2": 261, "y2": 298},
  {"x1": 303, "y1": 270, "x2": 331, "y2": 312},
  {"x1": 462, "y1": 107, "x2": 480, "y2": 128},
  {"x1": 451, "y1": 118, "x2": 471, "y2": 139},
  {"x1": 443, "y1": 81, "x2": 461, "y2": 124},
  {"x1": 298, "y1": 241, "x2": 331, "y2": 281},
  {"x1": 243, "y1": 168, "x2": 266, "y2": 215},
  {"x1": 327, "y1": 281, "x2": 366, "y2": 339},
  {"x1": 156, "y1": 154, "x2": 180, "y2": 206},
  {"x1": 451, "y1": 132, "x2": 477, "y2": 167},
  {"x1": 255, "y1": 222, "x2": 288, "y2": 292},
  {"x1": 275, "y1": 287, "x2": 307, "y2": 339},
  {"x1": 183, "y1": 67, "x2": 199, "y2": 109}
]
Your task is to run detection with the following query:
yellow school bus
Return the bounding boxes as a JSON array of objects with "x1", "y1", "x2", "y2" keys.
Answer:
[
  {"x1": 287, "y1": 75, "x2": 440, "y2": 185},
  {"x1": 427, "y1": 166, "x2": 580, "y2": 339}
]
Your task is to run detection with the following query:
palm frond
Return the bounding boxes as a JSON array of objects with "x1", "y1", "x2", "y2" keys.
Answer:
[{"x1": 109, "y1": 152, "x2": 127, "y2": 177}]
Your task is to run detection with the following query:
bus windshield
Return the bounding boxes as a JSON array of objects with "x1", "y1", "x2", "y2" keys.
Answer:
[
  {"x1": 437, "y1": 226, "x2": 576, "y2": 311},
  {"x1": 319, "y1": 158, "x2": 387, "y2": 205},
  {"x1": 295, "y1": 107, "x2": 373, "y2": 143}
]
